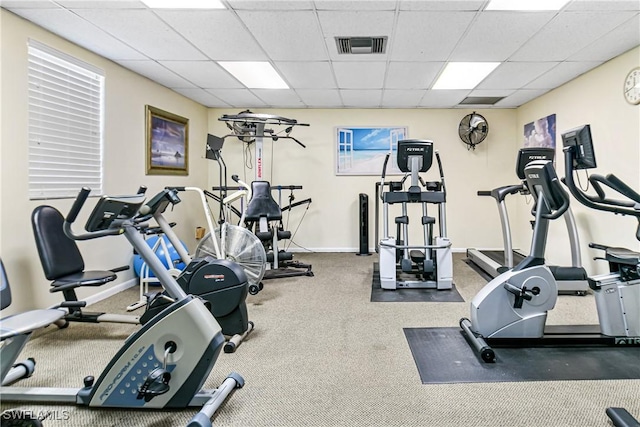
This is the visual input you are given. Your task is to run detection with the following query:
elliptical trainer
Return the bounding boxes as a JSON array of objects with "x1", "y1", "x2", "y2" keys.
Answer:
[
  {"x1": 378, "y1": 139, "x2": 453, "y2": 290},
  {"x1": 460, "y1": 153, "x2": 640, "y2": 363},
  {"x1": 2, "y1": 188, "x2": 244, "y2": 427}
]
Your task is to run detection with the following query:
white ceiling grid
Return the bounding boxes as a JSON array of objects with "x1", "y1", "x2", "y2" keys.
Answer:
[{"x1": 1, "y1": 0, "x2": 639, "y2": 109}]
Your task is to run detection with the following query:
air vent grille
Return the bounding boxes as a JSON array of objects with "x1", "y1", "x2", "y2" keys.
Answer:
[
  {"x1": 459, "y1": 96, "x2": 505, "y2": 105},
  {"x1": 335, "y1": 37, "x2": 387, "y2": 54}
]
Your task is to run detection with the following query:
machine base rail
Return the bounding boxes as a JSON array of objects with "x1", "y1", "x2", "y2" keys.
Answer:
[
  {"x1": 606, "y1": 407, "x2": 640, "y2": 427},
  {"x1": 460, "y1": 319, "x2": 640, "y2": 363}
]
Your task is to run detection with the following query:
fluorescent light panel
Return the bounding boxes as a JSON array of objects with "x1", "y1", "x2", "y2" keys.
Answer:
[
  {"x1": 432, "y1": 62, "x2": 500, "y2": 90},
  {"x1": 141, "y1": 0, "x2": 225, "y2": 9},
  {"x1": 218, "y1": 62, "x2": 289, "y2": 89},
  {"x1": 485, "y1": 0, "x2": 569, "y2": 11}
]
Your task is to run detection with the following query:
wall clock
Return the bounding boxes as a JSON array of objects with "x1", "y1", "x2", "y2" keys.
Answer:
[{"x1": 623, "y1": 67, "x2": 640, "y2": 105}]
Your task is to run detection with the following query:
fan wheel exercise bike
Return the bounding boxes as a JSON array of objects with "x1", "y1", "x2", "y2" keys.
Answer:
[
  {"x1": 135, "y1": 185, "x2": 259, "y2": 353},
  {"x1": 466, "y1": 146, "x2": 589, "y2": 295},
  {"x1": 2, "y1": 188, "x2": 244, "y2": 427},
  {"x1": 460, "y1": 127, "x2": 640, "y2": 363},
  {"x1": 378, "y1": 139, "x2": 453, "y2": 290}
]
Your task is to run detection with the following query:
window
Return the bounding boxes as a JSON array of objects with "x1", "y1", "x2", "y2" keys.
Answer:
[{"x1": 27, "y1": 40, "x2": 104, "y2": 200}]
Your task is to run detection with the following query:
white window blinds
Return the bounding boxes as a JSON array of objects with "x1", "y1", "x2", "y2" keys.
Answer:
[{"x1": 28, "y1": 40, "x2": 105, "y2": 200}]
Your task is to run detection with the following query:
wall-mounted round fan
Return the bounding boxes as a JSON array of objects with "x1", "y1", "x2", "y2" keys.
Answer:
[{"x1": 458, "y1": 112, "x2": 489, "y2": 150}]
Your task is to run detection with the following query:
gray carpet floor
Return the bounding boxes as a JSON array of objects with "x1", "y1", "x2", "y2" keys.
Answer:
[{"x1": 1, "y1": 252, "x2": 637, "y2": 426}]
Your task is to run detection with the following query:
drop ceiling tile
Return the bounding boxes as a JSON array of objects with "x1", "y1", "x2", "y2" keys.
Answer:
[
  {"x1": 450, "y1": 12, "x2": 556, "y2": 62},
  {"x1": 172, "y1": 88, "x2": 230, "y2": 107},
  {"x1": 333, "y1": 62, "x2": 387, "y2": 89},
  {"x1": 8, "y1": 8, "x2": 147, "y2": 60},
  {"x1": 156, "y1": 10, "x2": 267, "y2": 61},
  {"x1": 158, "y1": 61, "x2": 244, "y2": 88},
  {"x1": 564, "y1": 1, "x2": 640, "y2": 11},
  {"x1": 251, "y1": 89, "x2": 305, "y2": 107},
  {"x1": 419, "y1": 90, "x2": 469, "y2": 107},
  {"x1": 315, "y1": 1, "x2": 397, "y2": 11},
  {"x1": 525, "y1": 61, "x2": 603, "y2": 89},
  {"x1": 0, "y1": 1, "x2": 58, "y2": 7},
  {"x1": 391, "y1": 11, "x2": 475, "y2": 61},
  {"x1": 296, "y1": 89, "x2": 342, "y2": 107},
  {"x1": 116, "y1": 60, "x2": 196, "y2": 88},
  {"x1": 399, "y1": 0, "x2": 484, "y2": 11},
  {"x1": 494, "y1": 89, "x2": 551, "y2": 107},
  {"x1": 385, "y1": 62, "x2": 443, "y2": 89},
  {"x1": 205, "y1": 89, "x2": 267, "y2": 108},
  {"x1": 237, "y1": 10, "x2": 328, "y2": 61},
  {"x1": 73, "y1": 9, "x2": 207, "y2": 60},
  {"x1": 569, "y1": 14, "x2": 640, "y2": 61},
  {"x1": 274, "y1": 62, "x2": 337, "y2": 89},
  {"x1": 381, "y1": 89, "x2": 424, "y2": 107},
  {"x1": 340, "y1": 90, "x2": 383, "y2": 107},
  {"x1": 476, "y1": 62, "x2": 559, "y2": 90},
  {"x1": 317, "y1": 11, "x2": 395, "y2": 36},
  {"x1": 227, "y1": 0, "x2": 315, "y2": 10},
  {"x1": 56, "y1": 1, "x2": 145, "y2": 8},
  {"x1": 510, "y1": 11, "x2": 638, "y2": 61}
]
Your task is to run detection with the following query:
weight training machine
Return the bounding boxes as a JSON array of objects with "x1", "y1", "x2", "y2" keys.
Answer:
[
  {"x1": 213, "y1": 112, "x2": 314, "y2": 280},
  {"x1": 378, "y1": 139, "x2": 453, "y2": 290}
]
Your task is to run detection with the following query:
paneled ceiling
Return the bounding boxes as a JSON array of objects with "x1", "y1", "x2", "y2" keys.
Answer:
[{"x1": 2, "y1": 0, "x2": 639, "y2": 109}]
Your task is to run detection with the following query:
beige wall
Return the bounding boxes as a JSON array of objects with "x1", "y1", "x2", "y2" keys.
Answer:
[
  {"x1": 207, "y1": 108, "x2": 521, "y2": 252},
  {"x1": 0, "y1": 10, "x2": 209, "y2": 313},
  {"x1": 515, "y1": 46, "x2": 640, "y2": 275}
]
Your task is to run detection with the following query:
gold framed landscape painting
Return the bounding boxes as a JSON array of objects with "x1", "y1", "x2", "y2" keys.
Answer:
[{"x1": 146, "y1": 105, "x2": 189, "y2": 175}]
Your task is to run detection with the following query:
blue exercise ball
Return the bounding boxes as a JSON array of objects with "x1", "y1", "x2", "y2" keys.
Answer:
[{"x1": 133, "y1": 235, "x2": 188, "y2": 279}]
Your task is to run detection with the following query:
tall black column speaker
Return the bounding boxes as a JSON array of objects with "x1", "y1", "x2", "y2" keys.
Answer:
[{"x1": 357, "y1": 193, "x2": 371, "y2": 256}]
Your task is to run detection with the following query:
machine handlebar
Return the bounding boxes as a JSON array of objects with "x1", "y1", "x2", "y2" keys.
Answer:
[
  {"x1": 66, "y1": 187, "x2": 91, "y2": 224},
  {"x1": 563, "y1": 147, "x2": 640, "y2": 218},
  {"x1": 380, "y1": 153, "x2": 391, "y2": 200},
  {"x1": 435, "y1": 151, "x2": 446, "y2": 197}
]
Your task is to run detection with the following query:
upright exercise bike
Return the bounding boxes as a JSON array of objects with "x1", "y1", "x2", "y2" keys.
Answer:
[
  {"x1": 460, "y1": 154, "x2": 640, "y2": 363},
  {"x1": 378, "y1": 139, "x2": 453, "y2": 290},
  {"x1": 466, "y1": 147, "x2": 589, "y2": 295},
  {"x1": 2, "y1": 188, "x2": 244, "y2": 427}
]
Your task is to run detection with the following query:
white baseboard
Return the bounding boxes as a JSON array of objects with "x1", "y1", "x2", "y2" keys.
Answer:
[{"x1": 83, "y1": 278, "x2": 138, "y2": 307}]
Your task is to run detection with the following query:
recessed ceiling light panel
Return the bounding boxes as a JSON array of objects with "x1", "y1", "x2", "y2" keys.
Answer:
[
  {"x1": 432, "y1": 62, "x2": 500, "y2": 90},
  {"x1": 218, "y1": 62, "x2": 289, "y2": 89}
]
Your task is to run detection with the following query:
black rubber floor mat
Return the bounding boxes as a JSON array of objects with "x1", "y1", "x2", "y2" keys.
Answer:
[
  {"x1": 404, "y1": 327, "x2": 640, "y2": 384},
  {"x1": 371, "y1": 263, "x2": 464, "y2": 302}
]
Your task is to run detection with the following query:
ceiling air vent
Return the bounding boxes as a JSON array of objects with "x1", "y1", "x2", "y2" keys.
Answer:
[
  {"x1": 335, "y1": 37, "x2": 387, "y2": 54},
  {"x1": 459, "y1": 96, "x2": 505, "y2": 105}
]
